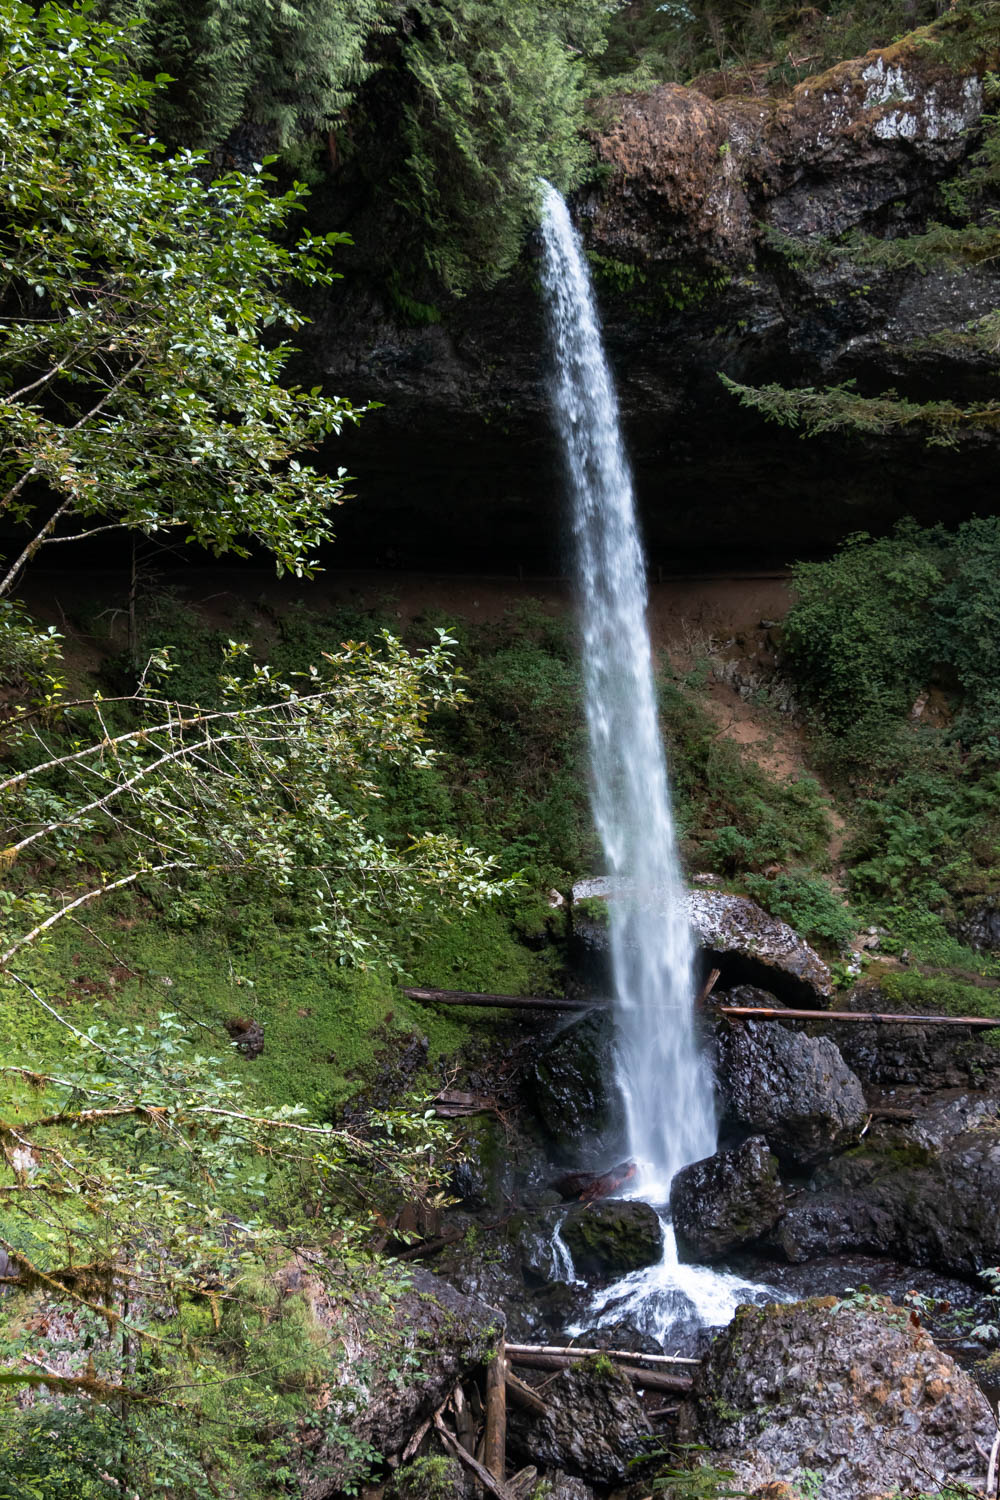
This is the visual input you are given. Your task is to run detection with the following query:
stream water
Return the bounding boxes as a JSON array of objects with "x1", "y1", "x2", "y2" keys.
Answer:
[{"x1": 538, "y1": 184, "x2": 769, "y2": 1342}]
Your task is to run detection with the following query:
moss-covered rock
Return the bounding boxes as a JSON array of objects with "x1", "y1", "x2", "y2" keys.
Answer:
[{"x1": 560, "y1": 1199, "x2": 663, "y2": 1278}]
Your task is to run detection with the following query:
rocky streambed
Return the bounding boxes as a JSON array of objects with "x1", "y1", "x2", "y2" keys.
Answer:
[{"x1": 332, "y1": 891, "x2": 1000, "y2": 1499}]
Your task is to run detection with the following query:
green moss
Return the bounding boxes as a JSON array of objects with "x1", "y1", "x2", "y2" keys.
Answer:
[{"x1": 869, "y1": 966, "x2": 1000, "y2": 1046}]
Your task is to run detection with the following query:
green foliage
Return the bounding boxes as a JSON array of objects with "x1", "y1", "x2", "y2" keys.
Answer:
[
  {"x1": 0, "y1": 0, "x2": 359, "y2": 596},
  {"x1": 743, "y1": 872, "x2": 857, "y2": 950},
  {"x1": 431, "y1": 604, "x2": 593, "y2": 883},
  {"x1": 784, "y1": 518, "x2": 1000, "y2": 753},
  {"x1": 783, "y1": 526, "x2": 945, "y2": 749},
  {"x1": 100, "y1": 0, "x2": 391, "y2": 150},
  {"x1": 0, "y1": 633, "x2": 508, "y2": 977},
  {"x1": 98, "y1": 0, "x2": 611, "y2": 293},
  {"x1": 871, "y1": 965, "x2": 1000, "y2": 1027},
  {"x1": 0, "y1": 1012, "x2": 448, "y2": 1496},
  {"x1": 660, "y1": 679, "x2": 832, "y2": 875},
  {"x1": 390, "y1": 1455, "x2": 464, "y2": 1500},
  {"x1": 593, "y1": 0, "x2": 938, "y2": 92}
]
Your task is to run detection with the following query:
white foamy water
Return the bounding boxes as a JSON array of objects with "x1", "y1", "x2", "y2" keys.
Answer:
[
  {"x1": 567, "y1": 1217, "x2": 774, "y2": 1346},
  {"x1": 538, "y1": 183, "x2": 777, "y2": 1337}
]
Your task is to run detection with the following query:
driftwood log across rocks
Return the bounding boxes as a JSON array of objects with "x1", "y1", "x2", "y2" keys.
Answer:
[
  {"x1": 506, "y1": 1343, "x2": 695, "y2": 1395},
  {"x1": 405, "y1": 985, "x2": 1000, "y2": 1029}
]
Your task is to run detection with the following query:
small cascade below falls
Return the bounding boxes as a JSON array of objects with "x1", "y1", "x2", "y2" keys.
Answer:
[{"x1": 538, "y1": 183, "x2": 770, "y2": 1339}]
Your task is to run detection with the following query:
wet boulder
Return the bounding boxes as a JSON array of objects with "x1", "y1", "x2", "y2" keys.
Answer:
[
  {"x1": 956, "y1": 900, "x2": 1000, "y2": 953},
  {"x1": 560, "y1": 1200, "x2": 663, "y2": 1279},
  {"x1": 540, "y1": 1472, "x2": 596, "y2": 1500},
  {"x1": 689, "y1": 1295, "x2": 994, "y2": 1499},
  {"x1": 670, "y1": 1135, "x2": 784, "y2": 1261},
  {"x1": 716, "y1": 989, "x2": 866, "y2": 1166},
  {"x1": 833, "y1": 980, "x2": 1000, "y2": 1090},
  {"x1": 529, "y1": 1012, "x2": 621, "y2": 1158},
  {"x1": 507, "y1": 1362, "x2": 652, "y2": 1483},
  {"x1": 774, "y1": 1102, "x2": 1000, "y2": 1275},
  {"x1": 687, "y1": 892, "x2": 833, "y2": 1006},
  {"x1": 571, "y1": 880, "x2": 832, "y2": 1005}
]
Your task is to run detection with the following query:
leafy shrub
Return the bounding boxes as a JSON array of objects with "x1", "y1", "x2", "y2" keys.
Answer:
[
  {"x1": 784, "y1": 524, "x2": 944, "y2": 750},
  {"x1": 785, "y1": 517, "x2": 1000, "y2": 757},
  {"x1": 743, "y1": 872, "x2": 857, "y2": 951}
]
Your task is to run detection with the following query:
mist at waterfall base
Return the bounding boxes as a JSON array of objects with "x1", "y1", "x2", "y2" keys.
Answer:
[{"x1": 538, "y1": 184, "x2": 772, "y2": 1343}]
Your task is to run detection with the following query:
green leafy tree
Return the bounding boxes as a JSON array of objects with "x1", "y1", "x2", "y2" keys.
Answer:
[
  {"x1": 94, "y1": 0, "x2": 612, "y2": 292},
  {"x1": 0, "y1": 1013, "x2": 451, "y2": 1495},
  {"x1": 0, "y1": 0, "x2": 359, "y2": 599},
  {"x1": 0, "y1": 635, "x2": 507, "y2": 979}
]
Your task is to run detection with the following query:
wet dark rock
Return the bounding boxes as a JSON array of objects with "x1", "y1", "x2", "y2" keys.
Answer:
[
  {"x1": 956, "y1": 901, "x2": 1000, "y2": 953},
  {"x1": 530, "y1": 1281, "x2": 593, "y2": 1335},
  {"x1": 670, "y1": 1135, "x2": 784, "y2": 1261},
  {"x1": 507, "y1": 1363, "x2": 652, "y2": 1483},
  {"x1": 773, "y1": 1102, "x2": 1000, "y2": 1275},
  {"x1": 834, "y1": 981, "x2": 1000, "y2": 1088},
  {"x1": 560, "y1": 1200, "x2": 663, "y2": 1279},
  {"x1": 716, "y1": 988, "x2": 866, "y2": 1166},
  {"x1": 529, "y1": 1012, "x2": 621, "y2": 1158},
  {"x1": 225, "y1": 1015, "x2": 264, "y2": 1057},
  {"x1": 689, "y1": 1295, "x2": 994, "y2": 1499},
  {"x1": 448, "y1": 1115, "x2": 553, "y2": 1215},
  {"x1": 508, "y1": 1209, "x2": 566, "y2": 1285},
  {"x1": 539, "y1": 1472, "x2": 596, "y2": 1500}
]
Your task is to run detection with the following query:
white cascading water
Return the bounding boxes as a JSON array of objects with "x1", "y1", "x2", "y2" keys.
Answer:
[{"x1": 539, "y1": 184, "x2": 767, "y2": 1340}]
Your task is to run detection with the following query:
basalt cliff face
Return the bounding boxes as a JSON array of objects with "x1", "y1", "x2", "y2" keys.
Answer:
[{"x1": 304, "y1": 19, "x2": 1000, "y2": 570}]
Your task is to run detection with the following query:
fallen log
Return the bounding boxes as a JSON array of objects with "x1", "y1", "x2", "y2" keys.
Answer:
[
  {"x1": 505, "y1": 1343, "x2": 699, "y2": 1367},
  {"x1": 484, "y1": 1340, "x2": 507, "y2": 1485},
  {"x1": 694, "y1": 968, "x2": 722, "y2": 1008},
  {"x1": 405, "y1": 986, "x2": 1000, "y2": 1031},
  {"x1": 403, "y1": 986, "x2": 590, "y2": 1012},
  {"x1": 394, "y1": 1232, "x2": 461, "y2": 1263},
  {"x1": 507, "y1": 1350, "x2": 693, "y2": 1394},
  {"x1": 504, "y1": 1366, "x2": 549, "y2": 1417},
  {"x1": 719, "y1": 1005, "x2": 1000, "y2": 1029},
  {"x1": 554, "y1": 1161, "x2": 637, "y2": 1203},
  {"x1": 435, "y1": 1412, "x2": 511, "y2": 1500}
]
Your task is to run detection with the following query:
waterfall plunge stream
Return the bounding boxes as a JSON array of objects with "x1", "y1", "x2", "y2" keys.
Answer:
[{"x1": 539, "y1": 184, "x2": 766, "y2": 1342}]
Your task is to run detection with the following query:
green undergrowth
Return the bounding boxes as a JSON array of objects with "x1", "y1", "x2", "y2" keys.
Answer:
[
  {"x1": 779, "y1": 519, "x2": 1000, "y2": 955},
  {"x1": 868, "y1": 963, "x2": 1000, "y2": 1033},
  {"x1": 1, "y1": 585, "x2": 857, "y2": 1128},
  {"x1": 0, "y1": 895, "x2": 564, "y2": 1121}
]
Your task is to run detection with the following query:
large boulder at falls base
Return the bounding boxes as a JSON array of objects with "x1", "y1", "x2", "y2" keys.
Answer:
[
  {"x1": 570, "y1": 882, "x2": 833, "y2": 1006},
  {"x1": 507, "y1": 1363, "x2": 652, "y2": 1483},
  {"x1": 689, "y1": 1295, "x2": 995, "y2": 1499},
  {"x1": 715, "y1": 987, "x2": 866, "y2": 1166},
  {"x1": 773, "y1": 1097, "x2": 1000, "y2": 1274},
  {"x1": 687, "y1": 892, "x2": 834, "y2": 1005},
  {"x1": 560, "y1": 1199, "x2": 663, "y2": 1278},
  {"x1": 670, "y1": 1135, "x2": 784, "y2": 1260}
]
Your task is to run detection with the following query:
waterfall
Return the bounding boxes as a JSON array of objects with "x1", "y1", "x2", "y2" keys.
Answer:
[{"x1": 538, "y1": 183, "x2": 716, "y2": 1202}]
